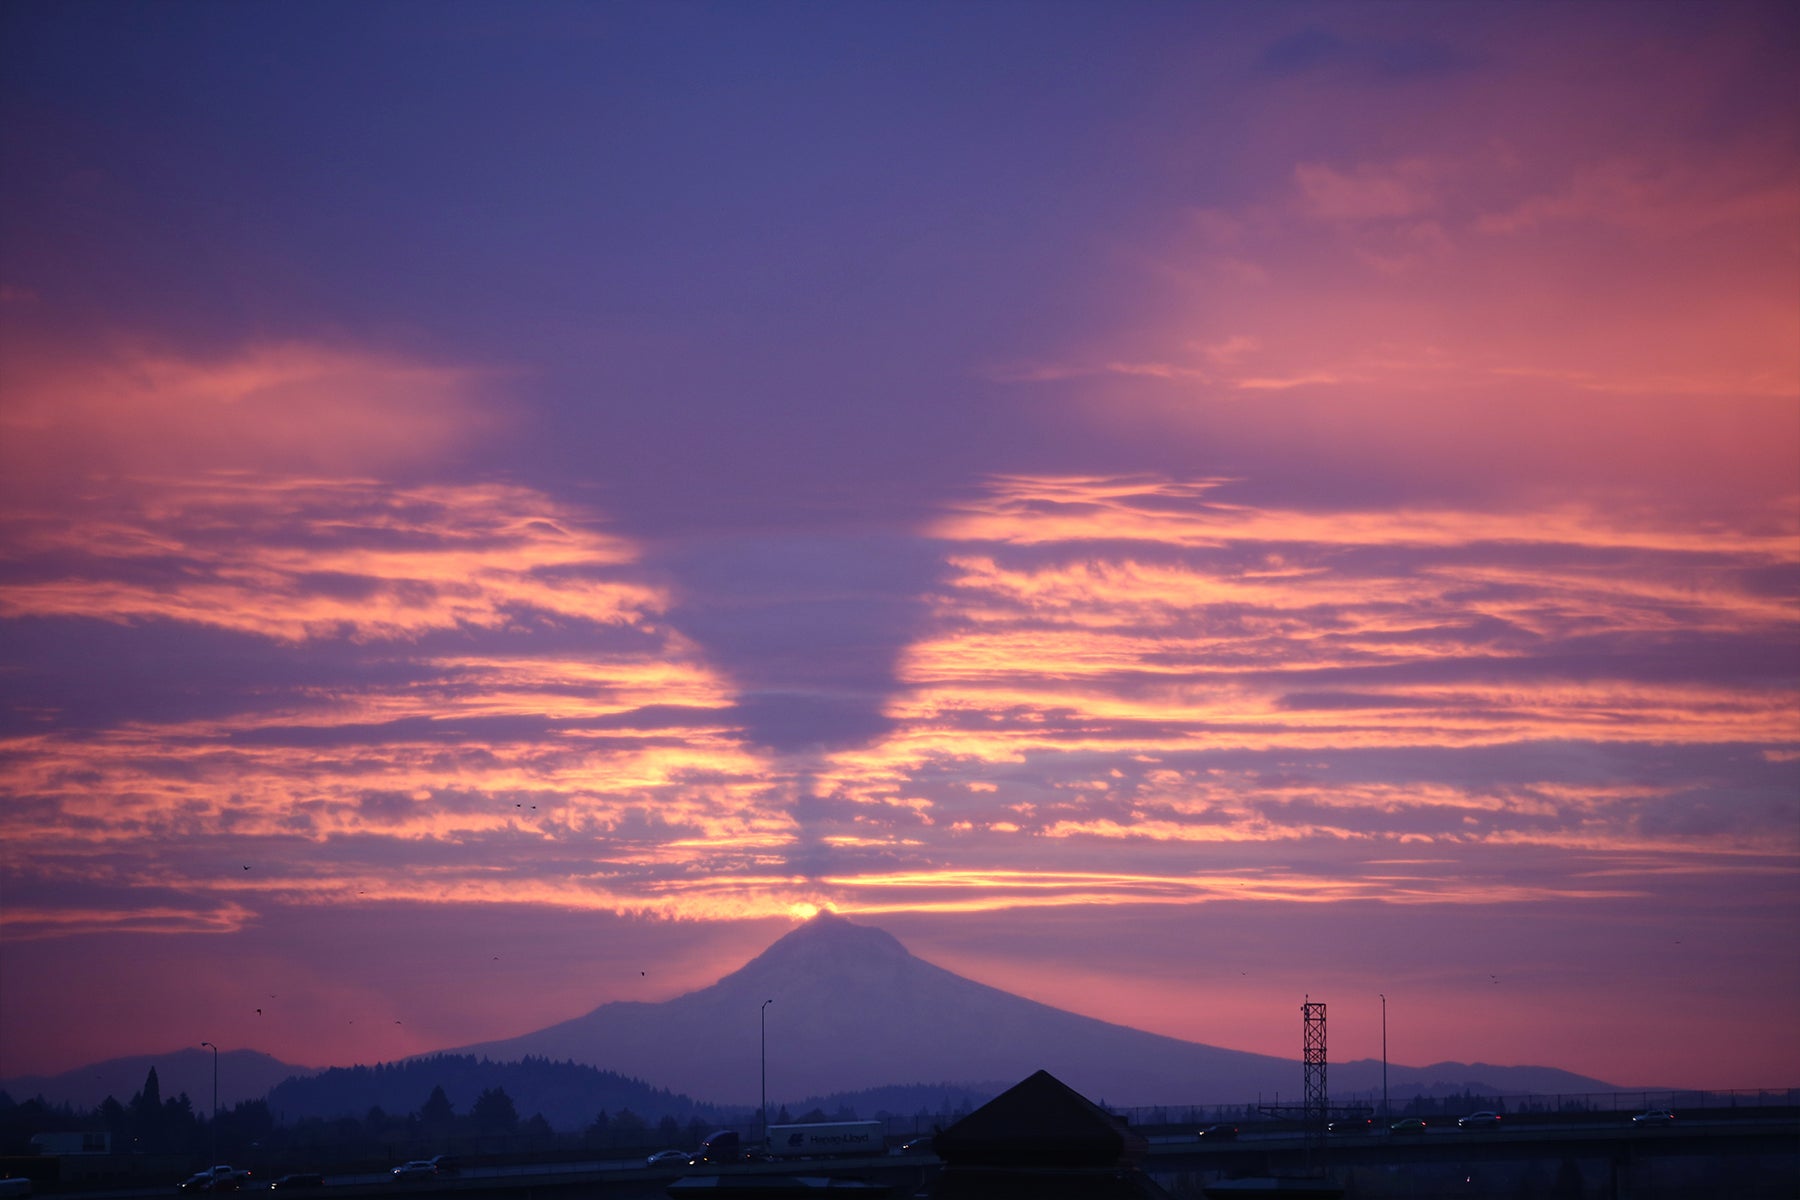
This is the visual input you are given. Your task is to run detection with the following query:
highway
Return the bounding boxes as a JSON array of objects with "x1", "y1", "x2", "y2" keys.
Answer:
[
  {"x1": 1142, "y1": 1112, "x2": 1800, "y2": 1172},
  {"x1": 38, "y1": 1115, "x2": 1797, "y2": 1200},
  {"x1": 50, "y1": 1150, "x2": 945, "y2": 1200}
]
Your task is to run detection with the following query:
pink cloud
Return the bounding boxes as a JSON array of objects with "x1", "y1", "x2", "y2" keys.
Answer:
[
  {"x1": 0, "y1": 339, "x2": 507, "y2": 505},
  {"x1": 1, "y1": 476, "x2": 661, "y2": 642},
  {"x1": 1293, "y1": 158, "x2": 1442, "y2": 222}
]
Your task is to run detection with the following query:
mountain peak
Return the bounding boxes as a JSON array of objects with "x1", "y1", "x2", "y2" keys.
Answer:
[
  {"x1": 729, "y1": 911, "x2": 913, "y2": 986},
  {"x1": 769, "y1": 910, "x2": 906, "y2": 954}
]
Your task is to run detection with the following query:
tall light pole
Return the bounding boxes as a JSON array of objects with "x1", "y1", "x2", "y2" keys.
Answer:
[
  {"x1": 200, "y1": 1042, "x2": 218, "y2": 1167},
  {"x1": 1378, "y1": 995, "x2": 1387, "y2": 1122},
  {"x1": 760, "y1": 999, "x2": 773, "y2": 1151}
]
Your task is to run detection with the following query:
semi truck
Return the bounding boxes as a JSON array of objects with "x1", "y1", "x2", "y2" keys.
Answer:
[
  {"x1": 765, "y1": 1121, "x2": 885, "y2": 1159},
  {"x1": 688, "y1": 1130, "x2": 750, "y2": 1166},
  {"x1": 689, "y1": 1121, "x2": 886, "y2": 1166}
]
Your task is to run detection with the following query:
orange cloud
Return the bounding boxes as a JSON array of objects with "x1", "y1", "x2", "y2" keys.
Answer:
[
  {"x1": 0, "y1": 337, "x2": 826, "y2": 927},
  {"x1": 1, "y1": 476, "x2": 663, "y2": 642},
  {"x1": 790, "y1": 472, "x2": 1800, "y2": 881},
  {"x1": 0, "y1": 901, "x2": 260, "y2": 942},
  {"x1": 0, "y1": 340, "x2": 504, "y2": 497}
]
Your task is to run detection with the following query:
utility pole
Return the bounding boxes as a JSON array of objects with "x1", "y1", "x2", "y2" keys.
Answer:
[
  {"x1": 1379, "y1": 994, "x2": 1388, "y2": 1122},
  {"x1": 760, "y1": 999, "x2": 773, "y2": 1152},
  {"x1": 200, "y1": 1042, "x2": 218, "y2": 1167},
  {"x1": 1302, "y1": 999, "x2": 1327, "y2": 1167}
]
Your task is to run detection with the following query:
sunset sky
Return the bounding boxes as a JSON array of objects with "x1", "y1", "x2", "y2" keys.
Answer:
[{"x1": 2, "y1": 1, "x2": 1797, "y2": 1096}]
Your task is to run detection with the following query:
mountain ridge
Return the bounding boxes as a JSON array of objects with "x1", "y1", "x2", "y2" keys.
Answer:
[
  {"x1": 4, "y1": 914, "x2": 1622, "y2": 1113},
  {"x1": 444, "y1": 912, "x2": 1619, "y2": 1107}
]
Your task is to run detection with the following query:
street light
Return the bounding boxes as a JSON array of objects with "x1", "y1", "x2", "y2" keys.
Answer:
[
  {"x1": 760, "y1": 999, "x2": 774, "y2": 1151},
  {"x1": 1378, "y1": 995, "x2": 1387, "y2": 1122},
  {"x1": 200, "y1": 1042, "x2": 218, "y2": 1167}
]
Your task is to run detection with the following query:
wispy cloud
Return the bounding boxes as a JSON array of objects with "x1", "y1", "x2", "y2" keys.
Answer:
[
  {"x1": 785, "y1": 473, "x2": 1800, "y2": 912},
  {"x1": 0, "y1": 342, "x2": 505, "y2": 496}
]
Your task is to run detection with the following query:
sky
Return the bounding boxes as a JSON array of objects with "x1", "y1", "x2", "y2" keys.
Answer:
[{"x1": 1, "y1": 0, "x2": 1797, "y2": 1096}]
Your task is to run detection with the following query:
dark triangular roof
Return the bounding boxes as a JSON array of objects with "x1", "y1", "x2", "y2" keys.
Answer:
[{"x1": 932, "y1": 1068, "x2": 1148, "y2": 1168}]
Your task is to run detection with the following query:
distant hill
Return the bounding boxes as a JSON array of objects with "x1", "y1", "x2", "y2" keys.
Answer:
[
  {"x1": 1350, "y1": 1059, "x2": 1629, "y2": 1101},
  {"x1": 6, "y1": 916, "x2": 1621, "y2": 1121},
  {"x1": 447, "y1": 912, "x2": 1619, "y2": 1108},
  {"x1": 773, "y1": 1081, "x2": 1007, "y2": 1125},
  {"x1": 264, "y1": 1054, "x2": 731, "y2": 1131},
  {"x1": 1, "y1": 1047, "x2": 313, "y2": 1111}
]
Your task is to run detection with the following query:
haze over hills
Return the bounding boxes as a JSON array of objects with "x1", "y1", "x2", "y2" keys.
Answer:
[
  {"x1": 1, "y1": 1048, "x2": 312, "y2": 1113},
  {"x1": 4, "y1": 914, "x2": 1619, "y2": 1115},
  {"x1": 447, "y1": 912, "x2": 1617, "y2": 1107}
]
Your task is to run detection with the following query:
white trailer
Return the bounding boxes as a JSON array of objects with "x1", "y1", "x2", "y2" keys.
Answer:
[
  {"x1": 765, "y1": 1120, "x2": 884, "y2": 1158},
  {"x1": 26, "y1": 1134, "x2": 109, "y2": 1156}
]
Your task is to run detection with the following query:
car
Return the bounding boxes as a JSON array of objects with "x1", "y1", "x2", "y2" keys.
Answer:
[
  {"x1": 180, "y1": 1168, "x2": 248, "y2": 1192},
  {"x1": 1197, "y1": 1124, "x2": 1238, "y2": 1141},
  {"x1": 424, "y1": 1158, "x2": 459, "y2": 1178},
  {"x1": 893, "y1": 1136, "x2": 935, "y2": 1155},
  {"x1": 1631, "y1": 1109, "x2": 1675, "y2": 1126},
  {"x1": 1457, "y1": 1111, "x2": 1501, "y2": 1129},
  {"x1": 1389, "y1": 1118, "x2": 1428, "y2": 1135},
  {"x1": 389, "y1": 1163, "x2": 437, "y2": 1181},
  {"x1": 1328, "y1": 1118, "x2": 1373, "y2": 1135},
  {"x1": 270, "y1": 1176, "x2": 324, "y2": 1190},
  {"x1": 645, "y1": 1150, "x2": 689, "y2": 1167}
]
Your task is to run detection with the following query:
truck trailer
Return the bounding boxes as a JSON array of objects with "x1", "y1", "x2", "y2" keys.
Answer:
[{"x1": 764, "y1": 1121, "x2": 885, "y2": 1159}]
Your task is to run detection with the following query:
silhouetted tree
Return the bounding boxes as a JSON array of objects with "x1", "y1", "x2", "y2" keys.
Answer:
[
  {"x1": 471, "y1": 1087, "x2": 517, "y2": 1133},
  {"x1": 420, "y1": 1085, "x2": 454, "y2": 1128},
  {"x1": 162, "y1": 1093, "x2": 197, "y2": 1154},
  {"x1": 98, "y1": 1096, "x2": 128, "y2": 1143},
  {"x1": 218, "y1": 1098, "x2": 274, "y2": 1153},
  {"x1": 131, "y1": 1068, "x2": 164, "y2": 1147},
  {"x1": 610, "y1": 1108, "x2": 646, "y2": 1148}
]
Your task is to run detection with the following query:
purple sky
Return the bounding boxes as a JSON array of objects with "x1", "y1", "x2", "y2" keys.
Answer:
[{"x1": 2, "y1": 0, "x2": 1797, "y2": 1094}]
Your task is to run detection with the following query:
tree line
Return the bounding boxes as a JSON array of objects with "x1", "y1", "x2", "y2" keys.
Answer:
[
  {"x1": 0, "y1": 1065, "x2": 710, "y2": 1164},
  {"x1": 1, "y1": 1056, "x2": 980, "y2": 1169}
]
